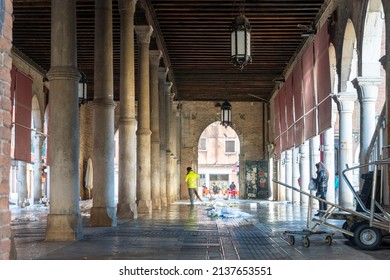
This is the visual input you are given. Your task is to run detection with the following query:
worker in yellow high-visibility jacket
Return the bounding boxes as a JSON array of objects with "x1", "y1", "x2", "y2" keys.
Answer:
[{"x1": 185, "y1": 167, "x2": 202, "y2": 206}]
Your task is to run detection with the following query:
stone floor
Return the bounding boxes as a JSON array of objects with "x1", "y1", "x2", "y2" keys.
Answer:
[{"x1": 9, "y1": 198, "x2": 390, "y2": 260}]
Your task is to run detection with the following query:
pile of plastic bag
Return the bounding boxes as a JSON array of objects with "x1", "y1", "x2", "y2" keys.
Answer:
[{"x1": 205, "y1": 200, "x2": 250, "y2": 219}]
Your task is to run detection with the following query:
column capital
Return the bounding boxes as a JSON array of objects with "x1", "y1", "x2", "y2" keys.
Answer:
[
  {"x1": 169, "y1": 91, "x2": 176, "y2": 101},
  {"x1": 149, "y1": 50, "x2": 163, "y2": 67},
  {"x1": 332, "y1": 92, "x2": 357, "y2": 113},
  {"x1": 351, "y1": 76, "x2": 382, "y2": 102},
  {"x1": 164, "y1": 82, "x2": 173, "y2": 95},
  {"x1": 158, "y1": 67, "x2": 169, "y2": 81},
  {"x1": 379, "y1": 55, "x2": 387, "y2": 70},
  {"x1": 135, "y1": 25, "x2": 153, "y2": 44},
  {"x1": 118, "y1": 0, "x2": 137, "y2": 14}
]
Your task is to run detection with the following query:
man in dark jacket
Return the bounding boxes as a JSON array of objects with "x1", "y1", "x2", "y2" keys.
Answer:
[{"x1": 313, "y1": 162, "x2": 329, "y2": 215}]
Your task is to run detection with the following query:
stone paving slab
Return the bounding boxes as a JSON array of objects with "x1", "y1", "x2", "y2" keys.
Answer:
[{"x1": 10, "y1": 199, "x2": 390, "y2": 260}]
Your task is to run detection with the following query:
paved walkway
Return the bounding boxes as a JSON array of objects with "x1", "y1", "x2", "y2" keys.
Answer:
[{"x1": 10, "y1": 199, "x2": 390, "y2": 260}]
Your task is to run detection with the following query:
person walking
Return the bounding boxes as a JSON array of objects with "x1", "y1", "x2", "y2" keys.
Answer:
[
  {"x1": 185, "y1": 167, "x2": 202, "y2": 206},
  {"x1": 312, "y1": 162, "x2": 329, "y2": 216}
]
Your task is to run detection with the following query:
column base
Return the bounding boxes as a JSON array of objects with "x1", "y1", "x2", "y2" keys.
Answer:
[
  {"x1": 116, "y1": 202, "x2": 137, "y2": 219},
  {"x1": 90, "y1": 207, "x2": 117, "y2": 227},
  {"x1": 152, "y1": 199, "x2": 161, "y2": 210},
  {"x1": 161, "y1": 197, "x2": 168, "y2": 207},
  {"x1": 137, "y1": 200, "x2": 152, "y2": 213},
  {"x1": 46, "y1": 214, "x2": 83, "y2": 241}
]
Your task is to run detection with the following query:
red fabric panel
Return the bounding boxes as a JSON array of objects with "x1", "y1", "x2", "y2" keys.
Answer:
[
  {"x1": 315, "y1": 24, "x2": 332, "y2": 134},
  {"x1": 273, "y1": 94, "x2": 281, "y2": 159},
  {"x1": 318, "y1": 97, "x2": 332, "y2": 134},
  {"x1": 10, "y1": 66, "x2": 16, "y2": 118},
  {"x1": 305, "y1": 110, "x2": 317, "y2": 140},
  {"x1": 278, "y1": 86, "x2": 288, "y2": 151},
  {"x1": 273, "y1": 93, "x2": 281, "y2": 139},
  {"x1": 302, "y1": 43, "x2": 317, "y2": 140},
  {"x1": 295, "y1": 118, "x2": 305, "y2": 146},
  {"x1": 14, "y1": 70, "x2": 33, "y2": 162},
  {"x1": 279, "y1": 86, "x2": 287, "y2": 134},
  {"x1": 274, "y1": 136, "x2": 281, "y2": 160},
  {"x1": 285, "y1": 76, "x2": 294, "y2": 127},
  {"x1": 285, "y1": 76, "x2": 294, "y2": 149},
  {"x1": 287, "y1": 127, "x2": 294, "y2": 149},
  {"x1": 293, "y1": 66, "x2": 304, "y2": 120}
]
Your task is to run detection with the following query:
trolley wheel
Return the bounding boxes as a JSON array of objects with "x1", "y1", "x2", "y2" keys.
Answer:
[
  {"x1": 353, "y1": 223, "x2": 382, "y2": 250},
  {"x1": 302, "y1": 236, "x2": 310, "y2": 248},
  {"x1": 325, "y1": 235, "x2": 333, "y2": 246},
  {"x1": 342, "y1": 221, "x2": 353, "y2": 240},
  {"x1": 287, "y1": 235, "x2": 295, "y2": 246}
]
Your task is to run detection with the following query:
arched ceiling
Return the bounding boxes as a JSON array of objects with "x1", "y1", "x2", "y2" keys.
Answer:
[{"x1": 12, "y1": 0, "x2": 327, "y2": 102}]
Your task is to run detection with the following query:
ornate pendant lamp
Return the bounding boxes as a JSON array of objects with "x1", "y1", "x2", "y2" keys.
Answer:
[
  {"x1": 230, "y1": 13, "x2": 251, "y2": 70},
  {"x1": 221, "y1": 101, "x2": 232, "y2": 128}
]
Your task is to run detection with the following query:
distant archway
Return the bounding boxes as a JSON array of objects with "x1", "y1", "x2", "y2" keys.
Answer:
[{"x1": 197, "y1": 121, "x2": 240, "y2": 197}]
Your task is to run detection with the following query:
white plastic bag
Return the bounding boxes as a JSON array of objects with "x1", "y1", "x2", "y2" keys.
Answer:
[{"x1": 308, "y1": 179, "x2": 317, "y2": 191}]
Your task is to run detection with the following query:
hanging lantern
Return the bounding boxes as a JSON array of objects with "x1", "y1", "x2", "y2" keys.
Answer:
[
  {"x1": 221, "y1": 101, "x2": 232, "y2": 128},
  {"x1": 78, "y1": 71, "x2": 88, "y2": 106},
  {"x1": 230, "y1": 14, "x2": 251, "y2": 70}
]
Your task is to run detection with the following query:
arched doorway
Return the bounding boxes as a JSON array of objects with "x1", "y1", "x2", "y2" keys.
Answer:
[{"x1": 198, "y1": 121, "x2": 240, "y2": 198}]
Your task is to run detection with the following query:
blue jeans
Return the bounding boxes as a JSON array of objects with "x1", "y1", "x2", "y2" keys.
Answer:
[
  {"x1": 188, "y1": 188, "x2": 195, "y2": 205},
  {"x1": 316, "y1": 190, "x2": 327, "y2": 210}
]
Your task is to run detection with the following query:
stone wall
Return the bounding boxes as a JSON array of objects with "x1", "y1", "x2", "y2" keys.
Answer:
[
  {"x1": 0, "y1": 0, "x2": 13, "y2": 260},
  {"x1": 180, "y1": 101, "x2": 265, "y2": 199}
]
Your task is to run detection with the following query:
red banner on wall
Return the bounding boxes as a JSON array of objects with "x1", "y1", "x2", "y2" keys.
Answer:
[
  {"x1": 12, "y1": 69, "x2": 33, "y2": 162},
  {"x1": 315, "y1": 24, "x2": 332, "y2": 134}
]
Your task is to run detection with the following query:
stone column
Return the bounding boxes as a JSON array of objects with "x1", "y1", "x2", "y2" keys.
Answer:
[
  {"x1": 90, "y1": 0, "x2": 117, "y2": 227},
  {"x1": 285, "y1": 149, "x2": 292, "y2": 201},
  {"x1": 292, "y1": 147, "x2": 300, "y2": 204},
  {"x1": 167, "y1": 92, "x2": 177, "y2": 203},
  {"x1": 33, "y1": 133, "x2": 44, "y2": 203},
  {"x1": 352, "y1": 77, "x2": 382, "y2": 177},
  {"x1": 278, "y1": 152, "x2": 286, "y2": 201},
  {"x1": 322, "y1": 102, "x2": 337, "y2": 204},
  {"x1": 310, "y1": 135, "x2": 321, "y2": 208},
  {"x1": 150, "y1": 50, "x2": 163, "y2": 210},
  {"x1": 16, "y1": 161, "x2": 27, "y2": 207},
  {"x1": 135, "y1": 25, "x2": 153, "y2": 213},
  {"x1": 158, "y1": 68, "x2": 169, "y2": 206},
  {"x1": 46, "y1": 0, "x2": 82, "y2": 240},
  {"x1": 117, "y1": 0, "x2": 138, "y2": 219},
  {"x1": 164, "y1": 82, "x2": 173, "y2": 204},
  {"x1": 334, "y1": 92, "x2": 357, "y2": 209},
  {"x1": 299, "y1": 142, "x2": 310, "y2": 205}
]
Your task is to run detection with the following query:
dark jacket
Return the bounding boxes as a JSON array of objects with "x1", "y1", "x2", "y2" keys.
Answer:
[{"x1": 313, "y1": 170, "x2": 328, "y2": 192}]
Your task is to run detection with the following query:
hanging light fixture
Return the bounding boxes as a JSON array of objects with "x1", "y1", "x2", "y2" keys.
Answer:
[
  {"x1": 78, "y1": 71, "x2": 88, "y2": 106},
  {"x1": 220, "y1": 101, "x2": 232, "y2": 128},
  {"x1": 230, "y1": 1, "x2": 251, "y2": 70}
]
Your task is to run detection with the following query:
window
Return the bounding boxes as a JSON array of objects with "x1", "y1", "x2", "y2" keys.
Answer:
[
  {"x1": 199, "y1": 137, "x2": 207, "y2": 151},
  {"x1": 225, "y1": 140, "x2": 236, "y2": 153}
]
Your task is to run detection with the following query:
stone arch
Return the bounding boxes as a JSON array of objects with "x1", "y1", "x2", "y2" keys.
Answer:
[
  {"x1": 362, "y1": 0, "x2": 385, "y2": 77},
  {"x1": 340, "y1": 19, "x2": 358, "y2": 92},
  {"x1": 329, "y1": 43, "x2": 338, "y2": 93}
]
